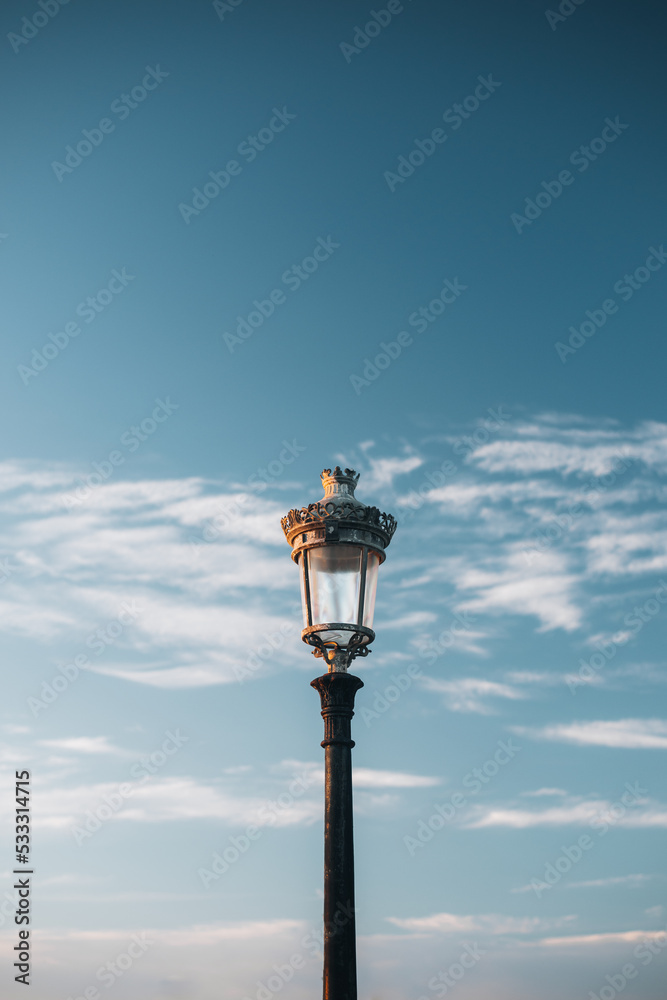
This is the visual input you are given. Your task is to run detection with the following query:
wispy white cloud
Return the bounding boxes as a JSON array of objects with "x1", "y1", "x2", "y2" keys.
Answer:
[
  {"x1": 466, "y1": 418, "x2": 667, "y2": 476},
  {"x1": 421, "y1": 676, "x2": 526, "y2": 714},
  {"x1": 273, "y1": 759, "x2": 439, "y2": 789},
  {"x1": 464, "y1": 793, "x2": 667, "y2": 830},
  {"x1": 405, "y1": 418, "x2": 667, "y2": 646},
  {"x1": 26, "y1": 759, "x2": 439, "y2": 833},
  {"x1": 455, "y1": 549, "x2": 582, "y2": 631},
  {"x1": 520, "y1": 788, "x2": 567, "y2": 797},
  {"x1": 359, "y1": 453, "x2": 424, "y2": 492},
  {"x1": 379, "y1": 610, "x2": 438, "y2": 630},
  {"x1": 536, "y1": 928, "x2": 667, "y2": 948},
  {"x1": 0, "y1": 467, "x2": 306, "y2": 688},
  {"x1": 505, "y1": 671, "x2": 564, "y2": 686},
  {"x1": 512, "y1": 719, "x2": 667, "y2": 749},
  {"x1": 465, "y1": 798, "x2": 610, "y2": 829},
  {"x1": 584, "y1": 513, "x2": 667, "y2": 576},
  {"x1": 32, "y1": 918, "x2": 304, "y2": 946},
  {"x1": 386, "y1": 911, "x2": 576, "y2": 936},
  {"x1": 352, "y1": 768, "x2": 440, "y2": 789},
  {"x1": 0, "y1": 415, "x2": 665, "y2": 709},
  {"x1": 566, "y1": 874, "x2": 653, "y2": 889},
  {"x1": 387, "y1": 912, "x2": 477, "y2": 933},
  {"x1": 34, "y1": 776, "x2": 320, "y2": 831},
  {"x1": 38, "y1": 736, "x2": 125, "y2": 756}
]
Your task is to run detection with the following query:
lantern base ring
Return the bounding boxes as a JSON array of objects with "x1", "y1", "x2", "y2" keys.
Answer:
[{"x1": 302, "y1": 624, "x2": 375, "y2": 671}]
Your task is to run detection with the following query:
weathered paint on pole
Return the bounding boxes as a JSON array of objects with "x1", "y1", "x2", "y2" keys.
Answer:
[{"x1": 311, "y1": 670, "x2": 363, "y2": 1000}]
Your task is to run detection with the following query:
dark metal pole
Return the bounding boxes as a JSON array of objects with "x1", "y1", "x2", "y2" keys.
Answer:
[{"x1": 311, "y1": 670, "x2": 363, "y2": 1000}]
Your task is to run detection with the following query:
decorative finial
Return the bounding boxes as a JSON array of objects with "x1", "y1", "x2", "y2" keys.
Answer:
[{"x1": 320, "y1": 466, "x2": 360, "y2": 483}]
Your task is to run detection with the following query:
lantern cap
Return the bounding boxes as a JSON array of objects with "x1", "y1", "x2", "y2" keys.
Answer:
[{"x1": 280, "y1": 466, "x2": 397, "y2": 554}]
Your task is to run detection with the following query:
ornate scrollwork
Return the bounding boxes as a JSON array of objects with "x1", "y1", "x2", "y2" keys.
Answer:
[
  {"x1": 281, "y1": 501, "x2": 397, "y2": 540},
  {"x1": 305, "y1": 630, "x2": 371, "y2": 667}
]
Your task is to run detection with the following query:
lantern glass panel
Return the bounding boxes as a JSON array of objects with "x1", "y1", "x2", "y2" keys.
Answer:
[
  {"x1": 306, "y1": 544, "x2": 362, "y2": 644},
  {"x1": 299, "y1": 557, "x2": 310, "y2": 627},
  {"x1": 362, "y1": 549, "x2": 381, "y2": 628}
]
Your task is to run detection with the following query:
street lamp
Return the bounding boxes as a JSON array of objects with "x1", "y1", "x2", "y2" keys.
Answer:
[{"x1": 281, "y1": 466, "x2": 397, "y2": 1000}]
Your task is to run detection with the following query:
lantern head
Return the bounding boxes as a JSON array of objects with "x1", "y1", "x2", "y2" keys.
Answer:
[{"x1": 281, "y1": 467, "x2": 397, "y2": 669}]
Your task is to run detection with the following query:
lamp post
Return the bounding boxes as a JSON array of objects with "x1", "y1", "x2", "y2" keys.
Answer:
[{"x1": 281, "y1": 466, "x2": 397, "y2": 1000}]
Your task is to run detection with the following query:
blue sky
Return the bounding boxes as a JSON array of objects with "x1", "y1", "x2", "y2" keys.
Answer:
[{"x1": 1, "y1": 0, "x2": 667, "y2": 997}]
